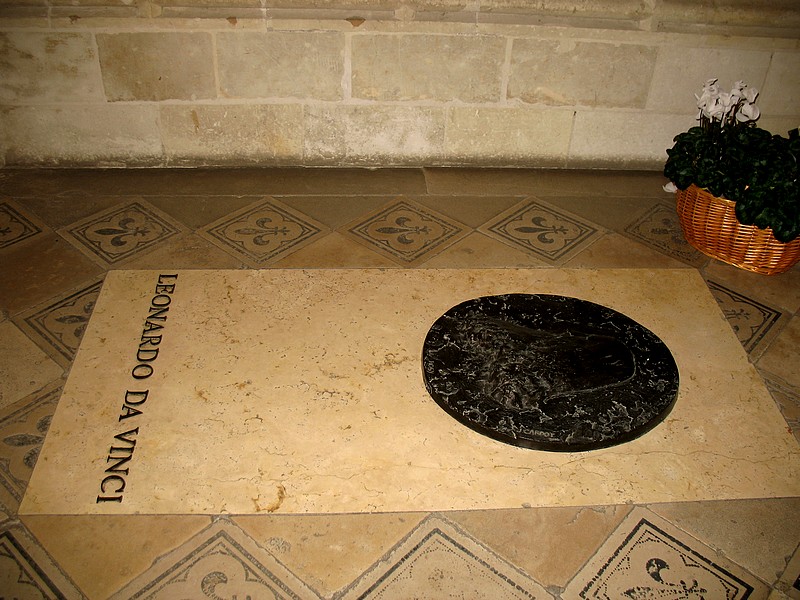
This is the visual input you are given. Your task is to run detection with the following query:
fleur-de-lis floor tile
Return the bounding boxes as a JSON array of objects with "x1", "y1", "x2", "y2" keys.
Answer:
[
  {"x1": 16, "y1": 280, "x2": 103, "y2": 368},
  {"x1": 340, "y1": 514, "x2": 552, "y2": 599},
  {"x1": 344, "y1": 199, "x2": 468, "y2": 265},
  {"x1": 561, "y1": 507, "x2": 766, "y2": 600},
  {"x1": 624, "y1": 202, "x2": 706, "y2": 267},
  {"x1": 0, "y1": 382, "x2": 61, "y2": 513},
  {"x1": 59, "y1": 200, "x2": 183, "y2": 266},
  {"x1": 199, "y1": 198, "x2": 327, "y2": 266},
  {"x1": 0, "y1": 200, "x2": 46, "y2": 251},
  {"x1": 706, "y1": 280, "x2": 783, "y2": 356},
  {"x1": 110, "y1": 518, "x2": 320, "y2": 600},
  {"x1": 480, "y1": 199, "x2": 600, "y2": 265}
]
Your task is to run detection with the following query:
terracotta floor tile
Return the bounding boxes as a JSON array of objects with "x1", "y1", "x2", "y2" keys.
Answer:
[
  {"x1": 0, "y1": 232, "x2": 103, "y2": 315},
  {"x1": 22, "y1": 514, "x2": 212, "y2": 600},
  {"x1": 0, "y1": 321, "x2": 62, "y2": 411}
]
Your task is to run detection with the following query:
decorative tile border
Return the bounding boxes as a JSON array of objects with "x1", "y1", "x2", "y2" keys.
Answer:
[
  {"x1": 201, "y1": 199, "x2": 326, "y2": 266},
  {"x1": 0, "y1": 200, "x2": 44, "y2": 250},
  {"x1": 562, "y1": 507, "x2": 764, "y2": 600},
  {"x1": 345, "y1": 199, "x2": 467, "y2": 265},
  {"x1": 706, "y1": 280, "x2": 783, "y2": 355},
  {"x1": 340, "y1": 515, "x2": 551, "y2": 599},
  {"x1": 17, "y1": 280, "x2": 103, "y2": 368},
  {"x1": 60, "y1": 201, "x2": 183, "y2": 266},
  {"x1": 480, "y1": 199, "x2": 599, "y2": 264},
  {"x1": 110, "y1": 518, "x2": 321, "y2": 600},
  {"x1": 624, "y1": 203, "x2": 706, "y2": 267}
]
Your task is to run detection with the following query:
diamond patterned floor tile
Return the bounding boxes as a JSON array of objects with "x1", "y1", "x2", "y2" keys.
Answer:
[
  {"x1": 624, "y1": 202, "x2": 707, "y2": 267},
  {"x1": 706, "y1": 280, "x2": 783, "y2": 355},
  {"x1": 562, "y1": 507, "x2": 767, "y2": 600},
  {"x1": 0, "y1": 382, "x2": 61, "y2": 514},
  {"x1": 110, "y1": 518, "x2": 321, "y2": 600},
  {"x1": 59, "y1": 200, "x2": 184, "y2": 266},
  {"x1": 200, "y1": 198, "x2": 327, "y2": 266},
  {"x1": 0, "y1": 521, "x2": 85, "y2": 599},
  {"x1": 480, "y1": 199, "x2": 600, "y2": 264},
  {"x1": 0, "y1": 200, "x2": 46, "y2": 250},
  {"x1": 344, "y1": 199, "x2": 468, "y2": 265},
  {"x1": 15, "y1": 281, "x2": 103, "y2": 368},
  {"x1": 340, "y1": 515, "x2": 552, "y2": 599}
]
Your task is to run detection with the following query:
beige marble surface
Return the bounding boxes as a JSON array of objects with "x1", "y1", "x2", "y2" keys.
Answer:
[{"x1": 19, "y1": 269, "x2": 800, "y2": 516}]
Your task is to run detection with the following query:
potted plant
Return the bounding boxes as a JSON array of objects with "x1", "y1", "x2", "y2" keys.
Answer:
[{"x1": 663, "y1": 78, "x2": 800, "y2": 275}]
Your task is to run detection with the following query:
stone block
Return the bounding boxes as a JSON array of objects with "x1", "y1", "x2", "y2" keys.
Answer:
[
  {"x1": 760, "y1": 52, "x2": 800, "y2": 116},
  {"x1": 96, "y1": 32, "x2": 216, "y2": 101},
  {"x1": 509, "y1": 39, "x2": 657, "y2": 108},
  {"x1": 160, "y1": 103, "x2": 304, "y2": 165},
  {"x1": 655, "y1": 0, "x2": 800, "y2": 36},
  {"x1": 444, "y1": 106, "x2": 573, "y2": 166},
  {"x1": 2, "y1": 105, "x2": 162, "y2": 166},
  {"x1": 217, "y1": 31, "x2": 344, "y2": 100},
  {"x1": 0, "y1": 32, "x2": 105, "y2": 103},
  {"x1": 351, "y1": 33, "x2": 506, "y2": 102},
  {"x1": 568, "y1": 110, "x2": 693, "y2": 169},
  {"x1": 647, "y1": 45, "x2": 773, "y2": 113},
  {"x1": 304, "y1": 104, "x2": 446, "y2": 165}
]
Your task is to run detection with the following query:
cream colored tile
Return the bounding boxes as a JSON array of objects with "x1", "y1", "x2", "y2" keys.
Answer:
[
  {"x1": 415, "y1": 195, "x2": 524, "y2": 228},
  {"x1": 0, "y1": 381, "x2": 62, "y2": 513},
  {"x1": 703, "y1": 260, "x2": 800, "y2": 314},
  {"x1": 109, "y1": 518, "x2": 318, "y2": 600},
  {"x1": 19, "y1": 269, "x2": 800, "y2": 517},
  {"x1": 342, "y1": 515, "x2": 552, "y2": 599},
  {"x1": 757, "y1": 316, "x2": 800, "y2": 389},
  {"x1": 124, "y1": 233, "x2": 246, "y2": 269},
  {"x1": 649, "y1": 498, "x2": 800, "y2": 587},
  {"x1": 280, "y1": 196, "x2": 392, "y2": 229},
  {"x1": 564, "y1": 232, "x2": 696, "y2": 269},
  {"x1": 0, "y1": 321, "x2": 61, "y2": 411},
  {"x1": 449, "y1": 506, "x2": 631, "y2": 589},
  {"x1": 271, "y1": 232, "x2": 400, "y2": 268},
  {"x1": 234, "y1": 513, "x2": 426, "y2": 597},
  {"x1": 419, "y1": 231, "x2": 549, "y2": 267},
  {"x1": 0, "y1": 521, "x2": 84, "y2": 599},
  {"x1": 22, "y1": 515, "x2": 211, "y2": 600}
]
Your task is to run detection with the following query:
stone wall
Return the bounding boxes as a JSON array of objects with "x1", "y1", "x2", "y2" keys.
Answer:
[{"x1": 1, "y1": 1, "x2": 799, "y2": 168}]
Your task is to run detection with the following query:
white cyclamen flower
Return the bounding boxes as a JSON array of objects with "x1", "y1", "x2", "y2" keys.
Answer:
[{"x1": 737, "y1": 102, "x2": 761, "y2": 122}]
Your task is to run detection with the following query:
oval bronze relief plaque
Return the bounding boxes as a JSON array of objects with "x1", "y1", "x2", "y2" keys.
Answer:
[{"x1": 422, "y1": 294, "x2": 679, "y2": 451}]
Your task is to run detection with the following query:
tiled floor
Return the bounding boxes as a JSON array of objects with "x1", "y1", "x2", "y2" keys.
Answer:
[{"x1": 0, "y1": 167, "x2": 798, "y2": 599}]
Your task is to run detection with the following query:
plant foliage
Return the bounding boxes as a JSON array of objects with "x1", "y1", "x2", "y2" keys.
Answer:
[{"x1": 664, "y1": 79, "x2": 800, "y2": 243}]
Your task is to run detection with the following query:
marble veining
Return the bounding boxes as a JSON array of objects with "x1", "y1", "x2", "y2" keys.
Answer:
[{"x1": 423, "y1": 294, "x2": 679, "y2": 451}]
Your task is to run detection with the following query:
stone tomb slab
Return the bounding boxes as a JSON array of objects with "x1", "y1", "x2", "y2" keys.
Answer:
[{"x1": 20, "y1": 269, "x2": 800, "y2": 516}]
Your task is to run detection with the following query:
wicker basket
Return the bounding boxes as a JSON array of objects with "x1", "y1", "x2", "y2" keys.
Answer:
[{"x1": 675, "y1": 184, "x2": 800, "y2": 275}]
